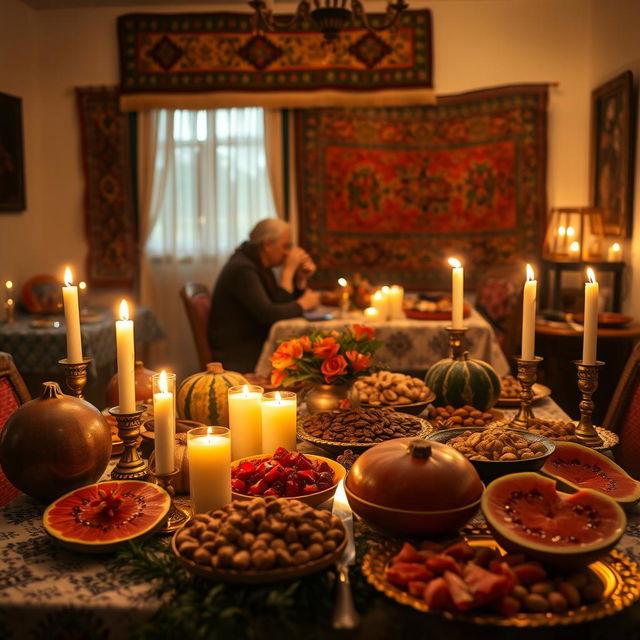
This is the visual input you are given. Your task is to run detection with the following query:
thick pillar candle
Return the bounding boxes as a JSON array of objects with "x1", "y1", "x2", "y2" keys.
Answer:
[
  {"x1": 389, "y1": 285, "x2": 404, "y2": 319},
  {"x1": 228, "y1": 384, "x2": 263, "y2": 460},
  {"x1": 364, "y1": 306, "x2": 379, "y2": 320},
  {"x1": 153, "y1": 371, "x2": 175, "y2": 474},
  {"x1": 62, "y1": 267, "x2": 83, "y2": 363},
  {"x1": 448, "y1": 258, "x2": 464, "y2": 329},
  {"x1": 262, "y1": 391, "x2": 297, "y2": 454},
  {"x1": 188, "y1": 426, "x2": 231, "y2": 513},
  {"x1": 521, "y1": 264, "x2": 537, "y2": 360},
  {"x1": 115, "y1": 299, "x2": 136, "y2": 412},
  {"x1": 371, "y1": 290, "x2": 389, "y2": 321},
  {"x1": 582, "y1": 267, "x2": 599, "y2": 365}
]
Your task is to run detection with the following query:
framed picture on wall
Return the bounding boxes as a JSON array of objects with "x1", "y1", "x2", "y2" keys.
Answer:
[
  {"x1": 0, "y1": 92, "x2": 26, "y2": 212},
  {"x1": 589, "y1": 70, "x2": 635, "y2": 238}
]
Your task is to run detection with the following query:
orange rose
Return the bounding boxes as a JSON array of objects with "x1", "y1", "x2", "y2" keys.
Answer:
[
  {"x1": 352, "y1": 324, "x2": 375, "y2": 341},
  {"x1": 271, "y1": 340, "x2": 303, "y2": 370},
  {"x1": 346, "y1": 350, "x2": 372, "y2": 372},
  {"x1": 321, "y1": 355, "x2": 348, "y2": 383},
  {"x1": 270, "y1": 368, "x2": 286, "y2": 387},
  {"x1": 313, "y1": 336, "x2": 340, "y2": 359},
  {"x1": 296, "y1": 335, "x2": 312, "y2": 352}
]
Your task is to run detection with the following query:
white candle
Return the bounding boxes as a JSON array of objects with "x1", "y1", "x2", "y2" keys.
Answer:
[
  {"x1": 5, "y1": 280, "x2": 12, "y2": 302},
  {"x1": 62, "y1": 267, "x2": 83, "y2": 363},
  {"x1": 364, "y1": 306, "x2": 379, "y2": 320},
  {"x1": 262, "y1": 391, "x2": 297, "y2": 454},
  {"x1": 372, "y1": 290, "x2": 389, "y2": 321},
  {"x1": 153, "y1": 370, "x2": 175, "y2": 475},
  {"x1": 568, "y1": 241, "x2": 581, "y2": 260},
  {"x1": 338, "y1": 277, "x2": 349, "y2": 315},
  {"x1": 228, "y1": 384, "x2": 263, "y2": 460},
  {"x1": 582, "y1": 267, "x2": 599, "y2": 365},
  {"x1": 388, "y1": 285, "x2": 404, "y2": 319},
  {"x1": 448, "y1": 258, "x2": 464, "y2": 329},
  {"x1": 521, "y1": 264, "x2": 537, "y2": 360},
  {"x1": 608, "y1": 242, "x2": 622, "y2": 262},
  {"x1": 188, "y1": 426, "x2": 231, "y2": 513},
  {"x1": 115, "y1": 299, "x2": 136, "y2": 412}
]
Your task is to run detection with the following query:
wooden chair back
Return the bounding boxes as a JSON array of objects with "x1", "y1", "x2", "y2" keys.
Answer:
[
  {"x1": 179, "y1": 282, "x2": 213, "y2": 371},
  {"x1": 0, "y1": 352, "x2": 31, "y2": 505}
]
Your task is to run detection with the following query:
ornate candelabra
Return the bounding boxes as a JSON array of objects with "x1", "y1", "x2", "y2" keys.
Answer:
[
  {"x1": 510, "y1": 356, "x2": 543, "y2": 430},
  {"x1": 58, "y1": 357, "x2": 92, "y2": 399},
  {"x1": 446, "y1": 326, "x2": 467, "y2": 360},
  {"x1": 149, "y1": 466, "x2": 192, "y2": 533},
  {"x1": 109, "y1": 405, "x2": 149, "y2": 480},
  {"x1": 573, "y1": 360, "x2": 605, "y2": 447}
]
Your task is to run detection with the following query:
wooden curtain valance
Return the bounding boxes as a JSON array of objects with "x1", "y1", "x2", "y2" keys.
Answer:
[{"x1": 117, "y1": 10, "x2": 434, "y2": 112}]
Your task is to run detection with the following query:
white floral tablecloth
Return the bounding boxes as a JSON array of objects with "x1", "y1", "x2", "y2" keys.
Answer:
[{"x1": 255, "y1": 306, "x2": 510, "y2": 379}]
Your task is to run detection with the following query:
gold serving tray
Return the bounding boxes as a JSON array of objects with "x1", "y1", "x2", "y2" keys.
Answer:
[
  {"x1": 297, "y1": 413, "x2": 434, "y2": 454},
  {"x1": 362, "y1": 524, "x2": 640, "y2": 627},
  {"x1": 495, "y1": 383, "x2": 552, "y2": 408},
  {"x1": 171, "y1": 524, "x2": 346, "y2": 584}
]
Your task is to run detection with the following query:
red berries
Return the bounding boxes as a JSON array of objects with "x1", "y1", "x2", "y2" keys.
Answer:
[{"x1": 231, "y1": 448, "x2": 336, "y2": 499}]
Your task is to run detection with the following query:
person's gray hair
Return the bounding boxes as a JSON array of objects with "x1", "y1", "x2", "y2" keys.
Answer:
[{"x1": 248, "y1": 218, "x2": 290, "y2": 246}]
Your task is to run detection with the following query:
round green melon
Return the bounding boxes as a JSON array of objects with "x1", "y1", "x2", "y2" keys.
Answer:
[
  {"x1": 177, "y1": 362, "x2": 248, "y2": 427},
  {"x1": 425, "y1": 353, "x2": 501, "y2": 411}
]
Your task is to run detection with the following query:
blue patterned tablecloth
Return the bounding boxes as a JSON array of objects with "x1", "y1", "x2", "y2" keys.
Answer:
[{"x1": 0, "y1": 307, "x2": 164, "y2": 378}]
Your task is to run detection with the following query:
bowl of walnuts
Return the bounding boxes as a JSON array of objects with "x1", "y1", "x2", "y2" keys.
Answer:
[{"x1": 354, "y1": 371, "x2": 435, "y2": 415}]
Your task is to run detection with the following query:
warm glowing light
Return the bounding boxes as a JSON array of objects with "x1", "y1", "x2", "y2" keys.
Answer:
[
  {"x1": 526, "y1": 264, "x2": 535, "y2": 282},
  {"x1": 64, "y1": 267, "x2": 73, "y2": 286},
  {"x1": 586, "y1": 267, "x2": 596, "y2": 284},
  {"x1": 381, "y1": 285, "x2": 390, "y2": 293},
  {"x1": 569, "y1": 241, "x2": 580, "y2": 252},
  {"x1": 567, "y1": 226, "x2": 576, "y2": 237},
  {"x1": 242, "y1": 384, "x2": 249, "y2": 396},
  {"x1": 557, "y1": 226, "x2": 566, "y2": 237},
  {"x1": 275, "y1": 391, "x2": 282, "y2": 404},
  {"x1": 5, "y1": 280, "x2": 12, "y2": 290},
  {"x1": 119, "y1": 299, "x2": 129, "y2": 321},
  {"x1": 338, "y1": 278, "x2": 347, "y2": 287},
  {"x1": 364, "y1": 307, "x2": 378, "y2": 317},
  {"x1": 78, "y1": 281, "x2": 87, "y2": 291},
  {"x1": 159, "y1": 369, "x2": 168, "y2": 394},
  {"x1": 448, "y1": 257, "x2": 462, "y2": 269},
  {"x1": 612, "y1": 242, "x2": 621, "y2": 252}
]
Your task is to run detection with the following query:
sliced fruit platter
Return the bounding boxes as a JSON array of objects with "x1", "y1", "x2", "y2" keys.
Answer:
[{"x1": 495, "y1": 375, "x2": 552, "y2": 407}]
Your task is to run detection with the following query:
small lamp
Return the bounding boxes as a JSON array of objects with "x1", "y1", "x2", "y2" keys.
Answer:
[{"x1": 543, "y1": 207, "x2": 606, "y2": 262}]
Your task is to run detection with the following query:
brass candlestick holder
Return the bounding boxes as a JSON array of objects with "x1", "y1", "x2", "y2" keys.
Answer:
[
  {"x1": 58, "y1": 357, "x2": 92, "y2": 399},
  {"x1": 149, "y1": 466, "x2": 192, "y2": 533},
  {"x1": 573, "y1": 360, "x2": 605, "y2": 447},
  {"x1": 109, "y1": 405, "x2": 149, "y2": 480},
  {"x1": 510, "y1": 356, "x2": 543, "y2": 430},
  {"x1": 446, "y1": 326, "x2": 468, "y2": 359}
]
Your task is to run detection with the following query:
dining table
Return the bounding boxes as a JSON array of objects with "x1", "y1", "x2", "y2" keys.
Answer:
[
  {"x1": 4, "y1": 398, "x2": 640, "y2": 640},
  {"x1": 254, "y1": 305, "x2": 510, "y2": 380}
]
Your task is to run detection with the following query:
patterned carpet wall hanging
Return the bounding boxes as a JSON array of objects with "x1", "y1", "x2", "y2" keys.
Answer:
[
  {"x1": 76, "y1": 87, "x2": 137, "y2": 289},
  {"x1": 117, "y1": 10, "x2": 433, "y2": 111},
  {"x1": 295, "y1": 84, "x2": 548, "y2": 290}
]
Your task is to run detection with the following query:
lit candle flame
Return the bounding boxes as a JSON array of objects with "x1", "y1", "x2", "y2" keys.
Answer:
[
  {"x1": 338, "y1": 277, "x2": 347, "y2": 287},
  {"x1": 526, "y1": 264, "x2": 535, "y2": 282},
  {"x1": 381, "y1": 285, "x2": 390, "y2": 293},
  {"x1": 78, "y1": 281, "x2": 87, "y2": 291},
  {"x1": 206, "y1": 425, "x2": 212, "y2": 444},
  {"x1": 612, "y1": 242, "x2": 621, "y2": 252},
  {"x1": 569, "y1": 241, "x2": 580, "y2": 252},
  {"x1": 586, "y1": 267, "x2": 596, "y2": 284},
  {"x1": 275, "y1": 391, "x2": 282, "y2": 404},
  {"x1": 64, "y1": 267, "x2": 73, "y2": 287},
  {"x1": 5, "y1": 280, "x2": 12, "y2": 290},
  {"x1": 448, "y1": 257, "x2": 462, "y2": 269},
  {"x1": 119, "y1": 299, "x2": 129, "y2": 321},
  {"x1": 243, "y1": 384, "x2": 249, "y2": 396},
  {"x1": 567, "y1": 226, "x2": 576, "y2": 238},
  {"x1": 159, "y1": 369, "x2": 168, "y2": 394},
  {"x1": 557, "y1": 226, "x2": 566, "y2": 237}
]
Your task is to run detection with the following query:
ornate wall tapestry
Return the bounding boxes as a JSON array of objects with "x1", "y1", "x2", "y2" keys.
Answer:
[
  {"x1": 295, "y1": 84, "x2": 548, "y2": 290},
  {"x1": 76, "y1": 87, "x2": 137, "y2": 289},
  {"x1": 117, "y1": 10, "x2": 433, "y2": 111}
]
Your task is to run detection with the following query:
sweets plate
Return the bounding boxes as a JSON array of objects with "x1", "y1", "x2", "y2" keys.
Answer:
[
  {"x1": 362, "y1": 524, "x2": 640, "y2": 626},
  {"x1": 495, "y1": 383, "x2": 552, "y2": 408}
]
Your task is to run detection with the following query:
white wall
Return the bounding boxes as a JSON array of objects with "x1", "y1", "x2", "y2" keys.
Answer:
[{"x1": 2, "y1": 0, "x2": 637, "y2": 375}]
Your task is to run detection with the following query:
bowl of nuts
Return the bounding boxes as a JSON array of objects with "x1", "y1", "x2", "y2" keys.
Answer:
[
  {"x1": 428, "y1": 426, "x2": 555, "y2": 483},
  {"x1": 354, "y1": 371, "x2": 435, "y2": 415},
  {"x1": 428, "y1": 404, "x2": 504, "y2": 431},
  {"x1": 495, "y1": 375, "x2": 552, "y2": 407}
]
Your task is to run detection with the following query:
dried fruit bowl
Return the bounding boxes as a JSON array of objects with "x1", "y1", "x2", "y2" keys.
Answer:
[{"x1": 231, "y1": 452, "x2": 346, "y2": 508}]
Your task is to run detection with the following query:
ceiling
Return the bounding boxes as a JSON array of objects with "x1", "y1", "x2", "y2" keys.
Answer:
[{"x1": 22, "y1": 0, "x2": 249, "y2": 8}]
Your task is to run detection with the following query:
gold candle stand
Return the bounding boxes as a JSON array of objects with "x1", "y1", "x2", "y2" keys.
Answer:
[
  {"x1": 109, "y1": 405, "x2": 149, "y2": 480},
  {"x1": 510, "y1": 356, "x2": 543, "y2": 430},
  {"x1": 58, "y1": 357, "x2": 92, "y2": 399},
  {"x1": 149, "y1": 466, "x2": 192, "y2": 533},
  {"x1": 573, "y1": 360, "x2": 605, "y2": 447},
  {"x1": 445, "y1": 326, "x2": 467, "y2": 359}
]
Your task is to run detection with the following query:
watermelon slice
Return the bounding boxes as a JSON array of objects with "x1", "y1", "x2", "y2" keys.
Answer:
[{"x1": 43, "y1": 480, "x2": 170, "y2": 553}]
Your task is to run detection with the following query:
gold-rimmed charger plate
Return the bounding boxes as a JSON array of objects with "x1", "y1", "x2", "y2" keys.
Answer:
[
  {"x1": 362, "y1": 524, "x2": 640, "y2": 627},
  {"x1": 496, "y1": 383, "x2": 552, "y2": 408},
  {"x1": 171, "y1": 524, "x2": 347, "y2": 584},
  {"x1": 297, "y1": 413, "x2": 434, "y2": 454}
]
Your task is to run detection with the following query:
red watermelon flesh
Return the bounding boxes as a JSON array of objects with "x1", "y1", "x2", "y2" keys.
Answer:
[
  {"x1": 541, "y1": 441, "x2": 640, "y2": 508},
  {"x1": 43, "y1": 480, "x2": 170, "y2": 552}
]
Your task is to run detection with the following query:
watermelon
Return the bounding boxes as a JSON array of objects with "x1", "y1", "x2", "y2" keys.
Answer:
[
  {"x1": 177, "y1": 362, "x2": 248, "y2": 427},
  {"x1": 425, "y1": 352, "x2": 501, "y2": 411}
]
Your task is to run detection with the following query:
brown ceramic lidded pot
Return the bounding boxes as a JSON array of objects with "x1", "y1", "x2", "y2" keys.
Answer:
[
  {"x1": 345, "y1": 437, "x2": 483, "y2": 536},
  {"x1": 105, "y1": 361, "x2": 157, "y2": 408}
]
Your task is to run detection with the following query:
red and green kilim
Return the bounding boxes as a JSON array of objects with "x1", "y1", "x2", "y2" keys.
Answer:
[
  {"x1": 117, "y1": 10, "x2": 432, "y2": 95},
  {"x1": 295, "y1": 85, "x2": 548, "y2": 290}
]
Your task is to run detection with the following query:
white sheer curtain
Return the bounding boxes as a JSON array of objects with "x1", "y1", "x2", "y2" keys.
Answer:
[{"x1": 139, "y1": 108, "x2": 276, "y2": 381}]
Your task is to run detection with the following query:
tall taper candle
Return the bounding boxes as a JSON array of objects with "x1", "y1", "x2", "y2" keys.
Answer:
[
  {"x1": 62, "y1": 267, "x2": 83, "y2": 363},
  {"x1": 153, "y1": 371, "x2": 176, "y2": 475},
  {"x1": 448, "y1": 258, "x2": 464, "y2": 329},
  {"x1": 116, "y1": 299, "x2": 136, "y2": 412},
  {"x1": 582, "y1": 267, "x2": 599, "y2": 365},
  {"x1": 521, "y1": 264, "x2": 537, "y2": 360}
]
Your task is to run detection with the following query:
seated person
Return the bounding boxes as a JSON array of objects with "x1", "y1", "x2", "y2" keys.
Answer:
[{"x1": 208, "y1": 218, "x2": 320, "y2": 372}]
